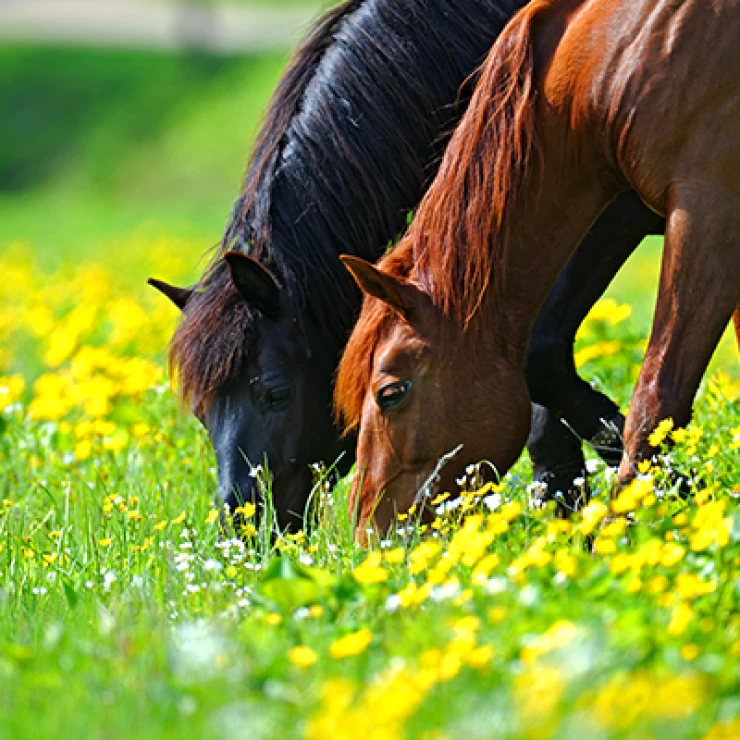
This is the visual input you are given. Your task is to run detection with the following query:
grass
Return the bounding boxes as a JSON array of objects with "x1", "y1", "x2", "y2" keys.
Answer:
[{"x1": 0, "y1": 227, "x2": 738, "y2": 739}]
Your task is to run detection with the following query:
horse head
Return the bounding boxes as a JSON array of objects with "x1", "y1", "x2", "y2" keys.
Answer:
[
  {"x1": 150, "y1": 252, "x2": 350, "y2": 533},
  {"x1": 336, "y1": 256, "x2": 531, "y2": 541}
]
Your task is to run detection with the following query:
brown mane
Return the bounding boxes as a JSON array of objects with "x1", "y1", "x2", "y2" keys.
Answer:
[{"x1": 335, "y1": 0, "x2": 552, "y2": 432}]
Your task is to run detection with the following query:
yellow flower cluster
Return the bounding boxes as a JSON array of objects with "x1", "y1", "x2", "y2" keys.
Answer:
[
  {"x1": 583, "y1": 671, "x2": 706, "y2": 731},
  {"x1": 308, "y1": 618, "x2": 494, "y2": 740},
  {"x1": 0, "y1": 241, "x2": 187, "y2": 425},
  {"x1": 690, "y1": 499, "x2": 731, "y2": 551}
]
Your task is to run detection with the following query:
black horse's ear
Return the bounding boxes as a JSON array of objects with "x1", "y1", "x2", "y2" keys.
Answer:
[
  {"x1": 223, "y1": 251, "x2": 281, "y2": 319},
  {"x1": 340, "y1": 255, "x2": 416, "y2": 322},
  {"x1": 147, "y1": 278, "x2": 193, "y2": 310}
]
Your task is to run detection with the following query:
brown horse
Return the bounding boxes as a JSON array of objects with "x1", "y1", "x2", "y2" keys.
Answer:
[{"x1": 336, "y1": 0, "x2": 740, "y2": 537}]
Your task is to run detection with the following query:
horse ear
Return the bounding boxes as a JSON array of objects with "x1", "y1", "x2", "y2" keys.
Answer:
[
  {"x1": 223, "y1": 251, "x2": 281, "y2": 319},
  {"x1": 340, "y1": 255, "x2": 415, "y2": 321},
  {"x1": 147, "y1": 278, "x2": 193, "y2": 310}
]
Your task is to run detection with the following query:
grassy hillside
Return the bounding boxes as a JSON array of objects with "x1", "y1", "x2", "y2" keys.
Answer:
[{"x1": 0, "y1": 45, "x2": 289, "y2": 258}]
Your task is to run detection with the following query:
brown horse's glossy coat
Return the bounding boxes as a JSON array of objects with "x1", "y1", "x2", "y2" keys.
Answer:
[{"x1": 336, "y1": 0, "x2": 740, "y2": 538}]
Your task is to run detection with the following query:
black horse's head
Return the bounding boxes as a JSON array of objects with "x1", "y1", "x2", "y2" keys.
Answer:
[{"x1": 149, "y1": 252, "x2": 352, "y2": 533}]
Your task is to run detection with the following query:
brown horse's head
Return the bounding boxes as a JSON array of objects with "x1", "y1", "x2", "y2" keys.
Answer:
[{"x1": 336, "y1": 256, "x2": 532, "y2": 541}]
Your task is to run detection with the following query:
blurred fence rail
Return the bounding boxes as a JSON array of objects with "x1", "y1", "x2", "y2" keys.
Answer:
[{"x1": 0, "y1": 0, "x2": 319, "y2": 53}]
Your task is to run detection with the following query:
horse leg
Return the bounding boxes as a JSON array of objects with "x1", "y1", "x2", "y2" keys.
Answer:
[
  {"x1": 526, "y1": 190, "x2": 665, "y2": 466},
  {"x1": 618, "y1": 185, "x2": 740, "y2": 478},
  {"x1": 527, "y1": 404, "x2": 588, "y2": 513}
]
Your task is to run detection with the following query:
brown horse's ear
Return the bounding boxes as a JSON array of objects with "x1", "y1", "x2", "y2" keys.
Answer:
[
  {"x1": 224, "y1": 251, "x2": 281, "y2": 320},
  {"x1": 340, "y1": 255, "x2": 415, "y2": 322},
  {"x1": 147, "y1": 278, "x2": 193, "y2": 310}
]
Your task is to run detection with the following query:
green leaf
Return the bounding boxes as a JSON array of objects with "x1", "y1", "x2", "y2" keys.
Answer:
[
  {"x1": 62, "y1": 578, "x2": 78, "y2": 609},
  {"x1": 258, "y1": 555, "x2": 336, "y2": 611}
]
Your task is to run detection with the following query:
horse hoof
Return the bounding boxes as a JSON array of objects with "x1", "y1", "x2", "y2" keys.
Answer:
[
  {"x1": 588, "y1": 413, "x2": 625, "y2": 467},
  {"x1": 529, "y1": 469, "x2": 590, "y2": 516}
]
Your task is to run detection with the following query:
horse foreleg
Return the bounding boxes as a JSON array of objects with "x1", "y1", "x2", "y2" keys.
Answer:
[
  {"x1": 526, "y1": 190, "x2": 665, "y2": 466},
  {"x1": 527, "y1": 404, "x2": 588, "y2": 513},
  {"x1": 619, "y1": 184, "x2": 740, "y2": 479}
]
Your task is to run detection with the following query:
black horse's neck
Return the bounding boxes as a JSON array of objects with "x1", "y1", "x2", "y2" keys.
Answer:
[{"x1": 221, "y1": 0, "x2": 526, "y2": 345}]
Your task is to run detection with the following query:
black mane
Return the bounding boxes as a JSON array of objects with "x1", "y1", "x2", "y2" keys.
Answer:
[{"x1": 172, "y1": 0, "x2": 525, "y2": 409}]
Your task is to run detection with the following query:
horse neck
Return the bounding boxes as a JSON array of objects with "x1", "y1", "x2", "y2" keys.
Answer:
[{"x1": 482, "y1": 150, "x2": 616, "y2": 367}]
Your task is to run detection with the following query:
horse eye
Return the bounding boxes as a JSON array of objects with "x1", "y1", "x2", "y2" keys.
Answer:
[
  {"x1": 376, "y1": 380, "x2": 412, "y2": 411},
  {"x1": 265, "y1": 386, "x2": 291, "y2": 410}
]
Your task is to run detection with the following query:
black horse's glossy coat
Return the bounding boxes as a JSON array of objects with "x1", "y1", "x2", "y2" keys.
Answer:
[{"x1": 153, "y1": 0, "x2": 663, "y2": 529}]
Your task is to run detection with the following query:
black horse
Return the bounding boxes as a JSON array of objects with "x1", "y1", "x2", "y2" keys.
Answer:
[{"x1": 150, "y1": 0, "x2": 664, "y2": 530}]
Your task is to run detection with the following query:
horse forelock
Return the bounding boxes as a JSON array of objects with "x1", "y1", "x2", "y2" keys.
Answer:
[
  {"x1": 335, "y1": 296, "x2": 397, "y2": 434},
  {"x1": 169, "y1": 265, "x2": 259, "y2": 415}
]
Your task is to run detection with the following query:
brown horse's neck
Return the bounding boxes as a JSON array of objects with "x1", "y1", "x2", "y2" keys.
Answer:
[{"x1": 481, "y1": 161, "x2": 617, "y2": 367}]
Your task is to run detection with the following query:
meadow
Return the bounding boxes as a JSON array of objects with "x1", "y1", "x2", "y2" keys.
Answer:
[{"x1": 0, "y1": 41, "x2": 739, "y2": 740}]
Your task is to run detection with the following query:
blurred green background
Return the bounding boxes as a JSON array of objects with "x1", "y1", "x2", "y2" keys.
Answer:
[{"x1": 0, "y1": 0, "x2": 336, "y2": 265}]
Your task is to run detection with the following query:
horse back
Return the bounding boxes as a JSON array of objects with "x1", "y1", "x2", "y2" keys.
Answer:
[{"x1": 543, "y1": 0, "x2": 740, "y2": 213}]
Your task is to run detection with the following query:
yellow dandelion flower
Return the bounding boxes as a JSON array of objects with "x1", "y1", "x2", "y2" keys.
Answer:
[
  {"x1": 171, "y1": 511, "x2": 186, "y2": 525},
  {"x1": 353, "y1": 551, "x2": 388, "y2": 585},
  {"x1": 660, "y1": 543, "x2": 685, "y2": 567},
  {"x1": 702, "y1": 717, "x2": 740, "y2": 740},
  {"x1": 472, "y1": 553, "x2": 500, "y2": 583},
  {"x1": 329, "y1": 628, "x2": 372, "y2": 659},
  {"x1": 383, "y1": 547, "x2": 405, "y2": 565},
  {"x1": 74, "y1": 439, "x2": 92, "y2": 462},
  {"x1": 555, "y1": 551, "x2": 578, "y2": 578},
  {"x1": 288, "y1": 645, "x2": 318, "y2": 668},
  {"x1": 408, "y1": 541, "x2": 442, "y2": 575},
  {"x1": 675, "y1": 573, "x2": 716, "y2": 601},
  {"x1": 265, "y1": 613, "x2": 282, "y2": 626},
  {"x1": 99, "y1": 537, "x2": 112, "y2": 548},
  {"x1": 648, "y1": 418, "x2": 674, "y2": 448},
  {"x1": 613, "y1": 476, "x2": 653, "y2": 514},
  {"x1": 235, "y1": 502, "x2": 256, "y2": 519},
  {"x1": 579, "y1": 500, "x2": 608, "y2": 535},
  {"x1": 153, "y1": 519, "x2": 168, "y2": 531},
  {"x1": 0, "y1": 374, "x2": 25, "y2": 409},
  {"x1": 465, "y1": 644, "x2": 494, "y2": 670},
  {"x1": 646, "y1": 575, "x2": 669, "y2": 594},
  {"x1": 667, "y1": 602, "x2": 693, "y2": 637},
  {"x1": 574, "y1": 340, "x2": 621, "y2": 368},
  {"x1": 680, "y1": 644, "x2": 699, "y2": 662},
  {"x1": 500, "y1": 501, "x2": 521, "y2": 522},
  {"x1": 609, "y1": 553, "x2": 633, "y2": 575},
  {"x1": 131, "y1": 422, "x2": 150, "y2": 438},
  {"x1": 42, "y1": 552, "x2": 58, "y2": 566},
  {"x1": 594, "y1": 537, "x2": 617, "y2": 555},
  {"x1": 205, "y1": 509, "x2": 220, "y2": 525}
]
